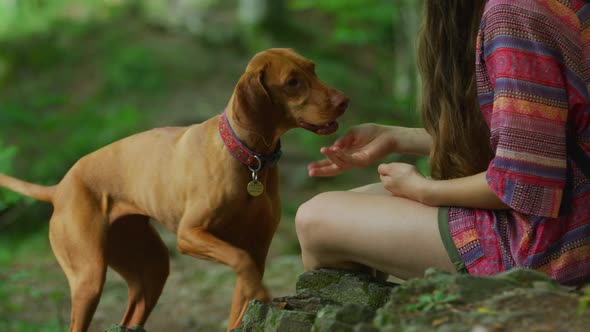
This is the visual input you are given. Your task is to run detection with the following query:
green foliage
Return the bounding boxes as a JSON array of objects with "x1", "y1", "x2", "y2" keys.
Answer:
[
  {"x1": 0, "y1": 102, "x2": 143, "y2": 182},
  {"x1": 578, "y1": 286, "x2": 590, "y2": 316},
  {"x1": 405, "y1": 289, "x2": 460, "y2": 313},
  {"x1": 0, "y1": 0, "x2": 126, "y2": 39},
  {"x1": 289, "y1": 0, "x2": 394, "y2": 46},
  {"x1": 0, "y1": 221, "x2": 64, "y2": 330},
  {"x1": 0, "y1": 268, "x2": 65, "y2": 332},
  {"x1": 103, "y1": 45, "x2": 164, "y2": 94},
  {"x1": 0, "y1": 140, "x2": 23, "y2": 210},
  {"x1": 415, "y1": 156, "x2": 431, "y2": 177}
]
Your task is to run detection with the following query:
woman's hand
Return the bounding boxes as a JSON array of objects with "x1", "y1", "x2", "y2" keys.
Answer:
[
  {"x1": 378, "y1": 162, "x2": 429, "y2": 202},
  {"x1": 308, "y1": 124, "x2": 432, "y2": 177},
  {"x1": 308, "y1": 123, "x2": 397, "y2": 177}
]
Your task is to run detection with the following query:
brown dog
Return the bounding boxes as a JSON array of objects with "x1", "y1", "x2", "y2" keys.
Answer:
[{"x1": 0, "y1": 48, "x2": 348, "y2": 331}]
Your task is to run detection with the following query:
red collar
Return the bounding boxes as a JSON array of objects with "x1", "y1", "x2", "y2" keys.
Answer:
[{"x1": 218, "y1": 112, "x2": 282, "y2": 170}]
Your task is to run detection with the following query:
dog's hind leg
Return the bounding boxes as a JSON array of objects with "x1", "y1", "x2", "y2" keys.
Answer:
[
  {"x1": 49, "y1": 194, "x2": 108, "y2": 332},
  {"x1": 106, "y1": 215, "x2": 169, "y2": 328}
]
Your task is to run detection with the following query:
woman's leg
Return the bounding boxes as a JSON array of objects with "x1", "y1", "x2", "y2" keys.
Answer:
[{"x1": 295, "y1": 183, "x2": 456, "y2": 280}]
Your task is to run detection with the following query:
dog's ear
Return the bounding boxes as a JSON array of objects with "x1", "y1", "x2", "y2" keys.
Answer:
[{"x1": 233, "y1": 65, "x2": 274, "y2": 129}]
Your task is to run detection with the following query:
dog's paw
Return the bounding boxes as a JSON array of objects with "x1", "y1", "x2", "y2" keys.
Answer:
[
  {"x1": 253, "y1": 285, "x2": 271, "y2": 302},
  {"x1": 241, "y1": 281, "x2": 270, "y2": 302}
]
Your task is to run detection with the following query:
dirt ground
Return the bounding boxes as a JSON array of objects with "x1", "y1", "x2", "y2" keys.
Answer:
[{"x1": 1, "y1": 214, "x2": 306, "y2": 332}]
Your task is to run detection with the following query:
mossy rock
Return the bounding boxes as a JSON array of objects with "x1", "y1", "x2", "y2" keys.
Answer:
[
  {"x1": 263, "y1": 307, "x2": 316, "y2": 332},
  {"x1": 296, "y1": 269, "x2": 397, "y2": 311},
  {"x1": 241, "y1": 269, "x2": 397, "y2": 331},
  {"x1": 103, "y1": 324, "x2": 147, "y2": 332},
  {"x1": 314, "y1": 304, "x2": 376, "y2": 332},
  {"x1": 375, "y1": 269, "x2": 585, "y2": 331},
  {"x1": 241, "y1": 268, "x2": 589, "y2": 332}
]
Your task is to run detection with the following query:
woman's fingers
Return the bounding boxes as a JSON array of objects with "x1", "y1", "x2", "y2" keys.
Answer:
[
  {"x1": 308, "y1": 158, "x2": 333, "y2": 169},
  {"x1": 309, "y1": 133, "x2": 384, "y2": 177},
  {"x1": 324, "y1": 146, "x2": 350, "y2": 166},
  {"x1": 377, "y1": 163, "x2": 392, "y2": 175},
  {"x1": 309, "y1": 165, "x2": 341, "y2": 177},
  {"x1": 308, "y1": 158, "x2": 339, "y2": 170},
  {"x1": 335, "y1": 136, "x2": 389, "y2": 168},
  {"x1": 333, "y1": 129, "x2": 358, "y2": 148},
  {"x1": 323, "y1": 146, "x2": 350, "y2": 163},
  {"x1": 308, "y1": 160, "x2": 343, "y2": 177}
]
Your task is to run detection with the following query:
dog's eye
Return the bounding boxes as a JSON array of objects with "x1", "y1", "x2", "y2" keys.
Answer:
[{"x1": 287, "y1": 78, "x2": 299, "y2": 88}]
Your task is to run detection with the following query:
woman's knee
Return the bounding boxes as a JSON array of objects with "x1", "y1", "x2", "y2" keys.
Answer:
[{"x1": 295, "y1": 191, "x2": 339, "y2": 248}]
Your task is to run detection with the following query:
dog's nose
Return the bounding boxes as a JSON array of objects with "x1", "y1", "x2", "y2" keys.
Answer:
[{"x1": 332, "y1": 94, "x2": 350, "y2": 114}]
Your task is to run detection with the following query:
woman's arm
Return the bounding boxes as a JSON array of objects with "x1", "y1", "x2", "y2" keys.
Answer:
[
  {"x1": 378, "y1": 163, "x2": 509, "y2": 210},
  {"x1": 420, "y1": 171, "x2": 509, "y2": 209},
  {"x1": 394, "y1": 127, "x2": 431, "y2": 156}
]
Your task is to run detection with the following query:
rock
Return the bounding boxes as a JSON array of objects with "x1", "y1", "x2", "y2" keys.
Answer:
[
  {"x1": 240, "y1": 300, "x2": 316, "y2": 332},
  {"x1": 240, "y1": 268, "x2": 589, "y2": 331},
  {"x1": 375, "y1": 269, "x2": 585, "y2": 331},
  {"x1": 314, "y1": 304, "x2": 376, "y2": 332},
  {"x1": 103, "y1": 324, "x2": 146, "y2": 332},
  {"x1": 104, "y1": 324, "x2": 127, "y2": 332},
  {"x1": 296, "y1": 269, "x2": 397, "y2": 311},
  {"x1": 240, "y1": 269, "x2": 397, "y2": 331},
  {"x1": 263, "y1": 307, "x2": 316, "y2": 331},
  {"x1": 240, "y1": 300, "x2": 270, "y2": 331}
]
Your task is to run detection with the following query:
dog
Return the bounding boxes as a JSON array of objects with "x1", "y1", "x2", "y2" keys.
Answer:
[{"x1": 0, "y1": 48, "x2": 348, "y2": 331}]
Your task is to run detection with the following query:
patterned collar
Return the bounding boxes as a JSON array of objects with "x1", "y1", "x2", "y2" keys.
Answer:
[{"x1": 218, "y1": 111, "x2": 282, "y2": 170}]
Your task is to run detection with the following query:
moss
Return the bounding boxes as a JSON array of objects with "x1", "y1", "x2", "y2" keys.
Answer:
[
  {"x1": 262, "y1": 307, "x2": 315, "y2": 332},
  {"x1": 103, "y1": 324, "x2": 146, "y2": 332},
  {"x1": 241, "y1": 300, "x2": 270, "y2": 332},
  {"x1": 296, "y1": 269, "x2": 396, "y2": 311},
  {"x1": 241, "y1": 268, "x2": 590, "y2": 331},
  {"x1": 295, "y1": 269, "x2": 343, "y2": 293}
]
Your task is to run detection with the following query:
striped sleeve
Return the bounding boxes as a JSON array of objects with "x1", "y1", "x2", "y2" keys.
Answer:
[{"x1": 481, "y1": 1, "x2": 578, "y2": 218}]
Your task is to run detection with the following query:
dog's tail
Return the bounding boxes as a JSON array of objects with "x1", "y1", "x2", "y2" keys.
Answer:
[{"x1": 0, "y1": 173, "x2": 55, "y2": 203}]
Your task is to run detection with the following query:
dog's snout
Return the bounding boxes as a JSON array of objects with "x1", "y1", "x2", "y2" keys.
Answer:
[{"x1": 332, "y1": 94, "x2": 350, "y2": 114}]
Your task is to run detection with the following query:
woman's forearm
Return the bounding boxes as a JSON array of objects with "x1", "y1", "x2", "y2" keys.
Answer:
[
  {"x1": 420, "y1": 171, "x2": 509, "y2": 210},
  {"x1": 390, "y1": 127, "x2": 432, "y2": 156}
]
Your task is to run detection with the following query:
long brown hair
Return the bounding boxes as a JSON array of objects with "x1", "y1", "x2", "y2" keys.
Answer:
[{"x1": 417, "y1": 0, "x2": 493, "y2": 180}]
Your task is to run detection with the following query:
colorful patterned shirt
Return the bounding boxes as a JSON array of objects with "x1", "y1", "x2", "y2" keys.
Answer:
[{"x1": 448, "y1": 0, "x2": 590, "y2": 285}]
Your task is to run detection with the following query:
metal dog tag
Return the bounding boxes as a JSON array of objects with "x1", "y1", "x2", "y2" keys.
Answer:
[
  {"x1": 247, "y1": 156, "x2": 264, "y2": 197},
  {"x1": 247, "y1": 180, "x2": 264, "y2": 197}
]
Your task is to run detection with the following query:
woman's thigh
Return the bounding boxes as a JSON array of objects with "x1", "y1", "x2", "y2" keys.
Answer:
[{"x1": 296, "y1": 183, "x2": 455, "y2": 279}]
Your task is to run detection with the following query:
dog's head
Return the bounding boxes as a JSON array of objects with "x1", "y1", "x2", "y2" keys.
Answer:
[{"x1": 232, "y1": 48, "x2": 349, "y2": 136}]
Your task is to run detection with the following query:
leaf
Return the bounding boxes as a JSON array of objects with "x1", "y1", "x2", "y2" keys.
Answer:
[
  {"x1": 419, "y1": 294, "x2": 433, "y2": 303},
  {"x1": 443, "y1": 294, "x2": 460, "y2": 302},
  {"x1": 431, "y1": 317, "x2": 449, "y2": 327},
  {"x1": 577, "y1": 299, "x2": 588, "y2": 316},
  {"x1": 578, "y1": 286, "x2": 590, "y2": 316},
  {"x1": 477, "y1": 307, "x2": 497, "y2": 314}
]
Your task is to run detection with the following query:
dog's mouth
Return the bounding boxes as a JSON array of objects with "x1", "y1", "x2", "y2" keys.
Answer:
[{"x1": 299, "y1": 120, "x2": 339, "y2": 135}]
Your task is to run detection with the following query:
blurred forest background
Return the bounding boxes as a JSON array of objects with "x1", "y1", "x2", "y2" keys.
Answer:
[{"x1": 0, "y1": 0, "x2": 423, "y2": 331}]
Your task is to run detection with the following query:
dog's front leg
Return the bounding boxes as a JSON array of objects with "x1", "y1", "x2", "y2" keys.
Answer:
[{"x1": 176, "y1": 227, "x2": 269, "y2": 330}]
